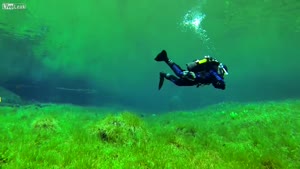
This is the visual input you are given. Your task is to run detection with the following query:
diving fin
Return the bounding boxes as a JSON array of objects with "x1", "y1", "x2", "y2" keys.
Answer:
[
  {"x1": 158, "y1": 72, "x2": 166, "y2": 90},
  {"x1": 155, "y1": 50, "x2": 168, "y2": 62}
]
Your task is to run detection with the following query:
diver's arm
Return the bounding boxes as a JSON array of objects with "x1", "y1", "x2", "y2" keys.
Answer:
[
  {"x1": 210, "y1": 70, "x2": 225, "y2": 90},
  {"x1": 213, "y1": 80, "x2": 225, "y2": 90},
  {"x1": 182, "y1": 71, "x2": 196, "y2": 81}
]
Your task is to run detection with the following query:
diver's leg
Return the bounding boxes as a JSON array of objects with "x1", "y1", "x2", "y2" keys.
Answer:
[
  {"x1": 155, "y1": 50, "x2": 185, "y2": 77},
  {"x1": 159, "y1": 72, "x2": 194, "y2": 90},
  {"x1": 172, "y1": 79, "x2": 196, "y2": 86},
  {"x1": 167, "y1": 62, "x2": 185, "y2": 77},
  {"x1": 158, "y1": 72, "x2": 179, "y2": 90}
]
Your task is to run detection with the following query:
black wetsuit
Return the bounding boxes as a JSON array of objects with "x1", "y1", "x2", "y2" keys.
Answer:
[{"x1": 166, "y1": 62, "x2": 226, "y2": 90}]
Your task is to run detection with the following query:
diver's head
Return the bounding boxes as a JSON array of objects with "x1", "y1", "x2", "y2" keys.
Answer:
[{"x1": 218, "y1": 63, "x2": 228, "y2": 76}]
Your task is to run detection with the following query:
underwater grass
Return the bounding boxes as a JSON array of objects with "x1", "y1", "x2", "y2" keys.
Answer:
[{"x1": 0, "y1": 100, "x2": 299, "y2": 169}]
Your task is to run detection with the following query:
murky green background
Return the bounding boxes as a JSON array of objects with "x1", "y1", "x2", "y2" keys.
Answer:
[{"x1": 0, "y1": 0, "x2": 299, "y2": 112}]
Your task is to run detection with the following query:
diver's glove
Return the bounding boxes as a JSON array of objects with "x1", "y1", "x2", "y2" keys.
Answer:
[
  {"x1": 182, "y1": 71, "x2": 196, "y2": 81},
  {"x1": 213, "y1": 80, "x2": 225, "y2": 90}
]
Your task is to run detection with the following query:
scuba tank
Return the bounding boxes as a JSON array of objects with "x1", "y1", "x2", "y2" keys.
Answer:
[{"x1": 186, "y1": 57, "x2": 220, "y2": 73}]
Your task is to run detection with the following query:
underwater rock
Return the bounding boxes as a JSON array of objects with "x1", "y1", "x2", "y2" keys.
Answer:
[{"x1": 0, "y1": 86, "x2": 23, "y2": 106}]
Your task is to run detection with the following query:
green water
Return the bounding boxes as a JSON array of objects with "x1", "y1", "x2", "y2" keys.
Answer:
[
  {"x1": 0, "y1": 0, "x2": 300, "y2": 110},
  {"x1": 0, "y1": 1, "x2": 300, "y2": 168}
]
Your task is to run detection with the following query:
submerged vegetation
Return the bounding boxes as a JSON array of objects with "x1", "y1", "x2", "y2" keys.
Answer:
[{"x1": 0, "y1": 100, "x2": 299, "y2": 168}]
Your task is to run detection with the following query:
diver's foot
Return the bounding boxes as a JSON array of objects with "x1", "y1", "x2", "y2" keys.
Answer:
[
  {"x1": 158, "y1": 72, "x2": 166, "y2": 90},
  {"x1": 155, "y1": 50, "x2": 168, "y2": 62}
]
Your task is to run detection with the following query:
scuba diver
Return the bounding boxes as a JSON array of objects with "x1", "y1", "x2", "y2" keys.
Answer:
[{"x1": 154, "y1": 50, "x2": 228, "y2": 90}]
